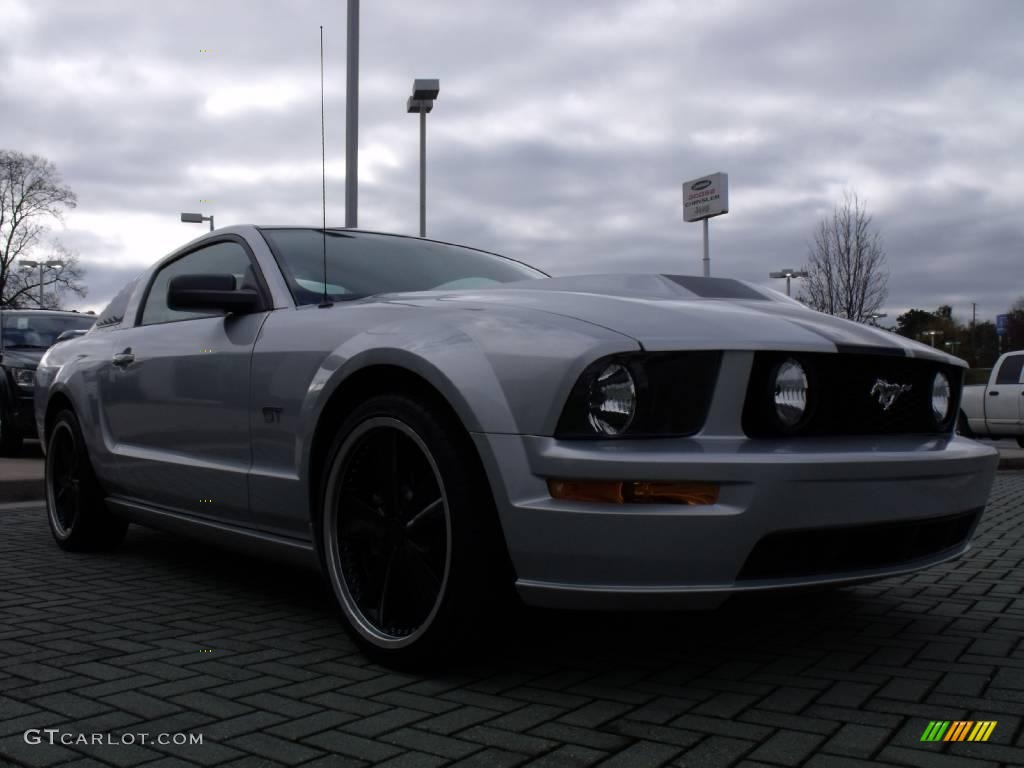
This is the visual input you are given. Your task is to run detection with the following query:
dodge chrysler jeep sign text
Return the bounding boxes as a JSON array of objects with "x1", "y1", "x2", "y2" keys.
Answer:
[{"x1": 682, "y1": 172, "x2": 729, "y2": 221}]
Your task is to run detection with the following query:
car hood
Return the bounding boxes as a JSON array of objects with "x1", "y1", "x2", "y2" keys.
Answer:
[
  {"x1": 0, "y1": 348, "x2": 45, "y2": 370},
  {"x1": 387, "y1": 274, "x2": 963, "y2": 365}
]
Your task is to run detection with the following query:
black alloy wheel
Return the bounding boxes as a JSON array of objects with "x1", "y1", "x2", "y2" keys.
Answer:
[
  {"x1": 320, "y1": 394, "x2": 510, "y2": 665},
  {"x1": 46, "y1": 409, "x2": 127, "y2": 551}
]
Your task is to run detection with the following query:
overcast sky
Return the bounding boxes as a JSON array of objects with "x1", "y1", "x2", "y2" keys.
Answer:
[{"x1": 2, "y1": 0, "x2": 1022, "y2": 326}]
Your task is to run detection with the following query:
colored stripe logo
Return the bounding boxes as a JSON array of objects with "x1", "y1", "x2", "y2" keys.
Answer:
[{"x1": 920, "y1": 721, "x2": 996, "y2": 742}]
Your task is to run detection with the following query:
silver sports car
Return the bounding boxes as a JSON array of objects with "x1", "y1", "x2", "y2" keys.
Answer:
[{"x1": 35, "y1": 226, "x2": 999, "y2": 663}]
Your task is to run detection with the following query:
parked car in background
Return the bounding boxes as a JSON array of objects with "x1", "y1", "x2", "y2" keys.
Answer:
[
  {"x1": 960, "y1": 351, "x2": 1024, "y2": 447},
  {"x1": 0, "y1": 309, "x2": 96, "y2": 455},
  {"x1": 34, "y1": 226, "x2": 999, "y2": 663}
]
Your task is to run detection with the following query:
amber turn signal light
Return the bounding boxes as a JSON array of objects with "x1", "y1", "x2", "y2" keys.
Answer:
[{"x1": 547, "y1": 479, "x2": 719, "y2": 505}]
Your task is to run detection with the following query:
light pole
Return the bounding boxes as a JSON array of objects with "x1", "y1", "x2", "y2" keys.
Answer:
[
  {"x1": 180, "y1": 212, "x2": 214, "y2": 232},
  {"x1": 921, "y1": 330, "x2": 941, "y2": 347},
  {"x1": 768, "y1": 268, "x2": 808, "y2": 297},
  {"x1": 345, "y1": 0, "x2": 359, "y2": 228},
  {"x1": 868, "y1": 312, "x2": 888, "y2": 327},
  {"x1": 407, "y1": 79, "x2": 439, "y2": 237},
  {"x1": 19, "y1": 259, "x2": 62, "y2": 307}
]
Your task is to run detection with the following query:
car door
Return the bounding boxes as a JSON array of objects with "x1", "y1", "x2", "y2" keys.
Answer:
[
  {"x1": 986, "y1": 353, "x2": 1024, "y2": 435},
  {"x1": 102, "y1": 237, "x2": 270, "y2": 524}
]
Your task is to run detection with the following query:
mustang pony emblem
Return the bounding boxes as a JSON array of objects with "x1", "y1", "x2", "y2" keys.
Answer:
[{"x1": 871, "y1": 379, "x2": 912, "y2": 410}]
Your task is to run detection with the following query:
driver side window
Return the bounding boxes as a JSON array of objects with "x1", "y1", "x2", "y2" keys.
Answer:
[{"x1": 141, "y1": 241, "x2": 254, "y2": 326}]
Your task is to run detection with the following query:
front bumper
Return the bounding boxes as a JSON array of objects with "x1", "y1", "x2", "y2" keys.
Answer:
[{"x1": 473, "y1": 433, "x2": 999, "y2": 609}]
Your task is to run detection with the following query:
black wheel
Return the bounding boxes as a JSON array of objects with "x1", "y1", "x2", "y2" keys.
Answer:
[
  {"x1": 46, "y1": 409, "x2": 127, "y2": 551},
  {"x1": 319, "y1": 394, "x2": 509, "y2": 666},
  {"x1": 1017, "y1": 437, "x2": 1024, "y2": 449},
  {"x1": 0, "y1": 409, "x2": 23, "y2": 456}
]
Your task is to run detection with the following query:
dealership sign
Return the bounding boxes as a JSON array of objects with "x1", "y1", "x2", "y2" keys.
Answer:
[
  {"x1": 996, "y1": 314, "x2": 1010, "y2": 336},
  {"x1": 682, "y1": 172, "x2": 729, "y2": 222}
]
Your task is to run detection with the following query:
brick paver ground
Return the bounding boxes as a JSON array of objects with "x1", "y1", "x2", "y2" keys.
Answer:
[{"x1": 1, "y1": 474, "x2": 1022, "y2": 767}]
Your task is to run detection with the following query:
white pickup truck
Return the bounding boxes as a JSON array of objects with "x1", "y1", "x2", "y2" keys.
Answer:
[{"x1": 960, "y1": 350, "x2": 1024, "y2": 447}]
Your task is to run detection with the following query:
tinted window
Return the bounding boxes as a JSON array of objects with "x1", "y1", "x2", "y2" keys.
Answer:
[
  {"x1": 260, "y1": 229, "x2": 545, "y2": 306},
  {"x1": 141, "y1": 241, "x2": 254, "y2": 326},
  {"x1": 95, "y1": 277, "x2": 140, "y2": 328},
  {"x1": 1, "y1": 313, "x2": 95, "y2": 348},
  {"x1": 995, "y1": 354, "x2": 1024, "y2": 385}
]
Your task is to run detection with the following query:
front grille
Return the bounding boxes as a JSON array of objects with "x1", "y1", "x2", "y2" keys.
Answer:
[
  {"x1": 742, "y1": 351, "x2": 962, "y2": 438},
  {"x1": 737, "y1": 509, "x2": 981, "y2": 581}
]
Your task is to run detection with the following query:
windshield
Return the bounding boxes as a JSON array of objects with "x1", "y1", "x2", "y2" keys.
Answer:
[
  {"x1": 260, "y1": 228, "x2": 546, "y2": 306},
  {"x1": 1, "y1": 313, "x2": 95, "y2": 348}
]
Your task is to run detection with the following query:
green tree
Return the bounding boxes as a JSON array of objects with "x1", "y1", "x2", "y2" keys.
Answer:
[{"x1": 895, "y1": 308, "x2": 936, "y2": 341}]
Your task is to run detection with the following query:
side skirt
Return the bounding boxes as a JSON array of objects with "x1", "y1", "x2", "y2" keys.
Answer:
[{"x1": 105, "y1": 496, "x2": 319, "y2": 571}]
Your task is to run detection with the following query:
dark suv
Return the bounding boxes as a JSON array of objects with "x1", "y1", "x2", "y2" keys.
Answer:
[{"x1": 1, "y1": 309, "x2": 96, "y2": 455}]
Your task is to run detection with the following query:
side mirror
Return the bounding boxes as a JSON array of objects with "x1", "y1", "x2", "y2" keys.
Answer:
[
  {"x1": 167, "y1": 273, "x2": 262, "y2": 314},
  {"x1": 56, "y1": 329, "x2": 89, "y2": 343}
]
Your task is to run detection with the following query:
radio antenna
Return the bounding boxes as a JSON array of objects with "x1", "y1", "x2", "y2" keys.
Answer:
[{"x1": 318, "y1": 25, "x2": 330, "y2": 308}]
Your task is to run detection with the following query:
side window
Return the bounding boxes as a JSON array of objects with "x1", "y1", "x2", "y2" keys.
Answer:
[
  {"x1": 994, "y1": 354, "x2": 1024, "y2": 385},
  {"x1": 95, "y1": 277, "x2": 139, "y2": 329},
  {"x1": 140, "y1": 241, "x2": 254, "y2": 326}
]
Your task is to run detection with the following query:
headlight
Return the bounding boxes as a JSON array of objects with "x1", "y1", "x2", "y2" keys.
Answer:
[
  {"x1": 11, "y1": 368, "x2": 35, "y2": 389},
  {"x1": 931, "y1": 371, "x2": 951, "y2": 423},
  {"x1": 556, "y1": 352, "x2": 722, "y2": 438},
  {"x1": 586, "y1": 363, "x2": 636, "y2": 436},
  {"x1": 772, "y1": 358, "x2": 808, "y2": 428}
]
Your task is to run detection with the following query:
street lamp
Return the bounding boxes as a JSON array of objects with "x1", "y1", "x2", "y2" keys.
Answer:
[
  {"x1": 180, "y1": 212, "x2": 214, "y2": 232},
  {"x1": 868, "y1": 312, "x2": 888, "y2": 326},
  {"x1": 768, "y1": 268, "x2": 808, "y2": 297},
  {"x1": 19, "y1": 259, "x2": 62, "y2": 307},
  {"x1": 407, "y1": 78, "x2": 439, "y2": 237},
  {"x1": 921, "y1": 330, "x2": 941, "y2": 347}
]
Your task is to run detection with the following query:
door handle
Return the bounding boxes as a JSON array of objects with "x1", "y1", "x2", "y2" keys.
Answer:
[
  {"x1": 988, "y1": 391, "x2": 999, "y2": 396},
  {"x1": 112, "y1": 349, "x2": 135, "y2": 367}
]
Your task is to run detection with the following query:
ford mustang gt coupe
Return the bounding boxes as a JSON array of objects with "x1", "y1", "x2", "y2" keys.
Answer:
[{"x1": 35, "y1": 226, "x2": 999, "y2": 662}]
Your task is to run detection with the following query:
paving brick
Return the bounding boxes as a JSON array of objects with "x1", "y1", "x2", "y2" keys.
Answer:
[
  {"x1": 491, "y1": 704, "x2": 567, "y2": 733},
  {"x1": 458, "y1": 724, "x2": 559, "y2": 755},
  {"x1": 670, "y1": 735, "x2": 755, "y2": 767},
  {"x1": 522, "y1": 744, "x2": 608, "y2": 767},
  {"x1": 600, "y1": 740, "x2": 681, "y2": 767},
  {"x1": 748, "y1": 731, "x2": 825, "y2": 766},
  {"x1": 822, "y1": 723, "x2": 890, "y2": 759},
  {"x1": 449, "y1": 747, "x2": 529, "y2": 767},
  {"x1": 228, "y1": 731, "x2": 325, "y2": 764},
  {"x1": 754, "y1": 686, "x2": 818, "y2": 714},
  {"x1": 417, "y1": 705, "x2": 501, "y2": 735},
  {"x1": 384, "y1": 727, "x2": 482, "y2": 759}
]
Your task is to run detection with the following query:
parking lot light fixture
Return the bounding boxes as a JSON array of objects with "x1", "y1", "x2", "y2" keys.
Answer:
[
  {"x1": 768, "y1": 268, "x2": 808, "y2": 297},
  {"x1": 18, "y1": 259, "x2": 63, "y2": 307},
  {"x1": 180, "y1": 212, "x2": 214, "y2": 232},
  {"x1": 407, "y1": 78, "x2": 439, "y2": 237}
]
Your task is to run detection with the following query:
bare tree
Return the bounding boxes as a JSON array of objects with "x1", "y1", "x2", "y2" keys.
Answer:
[
  {"x1": 0, "y1": 150, "x2": 87, "y2": 308},
  {"x1": 798, "y1": 191, "x2": 888, "y2": 322}
]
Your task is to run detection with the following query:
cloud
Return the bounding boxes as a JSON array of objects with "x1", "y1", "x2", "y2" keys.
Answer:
[{"x1": 2, "y1": 0, "x2": 1022, "y2": 324}]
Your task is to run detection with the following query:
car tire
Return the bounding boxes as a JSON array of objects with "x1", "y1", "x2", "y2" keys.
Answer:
[
  {"x1": 0, "y1": 410, "x2": 23, "y2": 457},
  {"x1": 1017, "y1": 437, "x2": 1024, "y2": 449},
  {"x1": 45, "y1": 409, "x2": 127, "y2": 551},
  {"x1": 319, "y1": 393, "x2": 510, "y2": 666}
]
